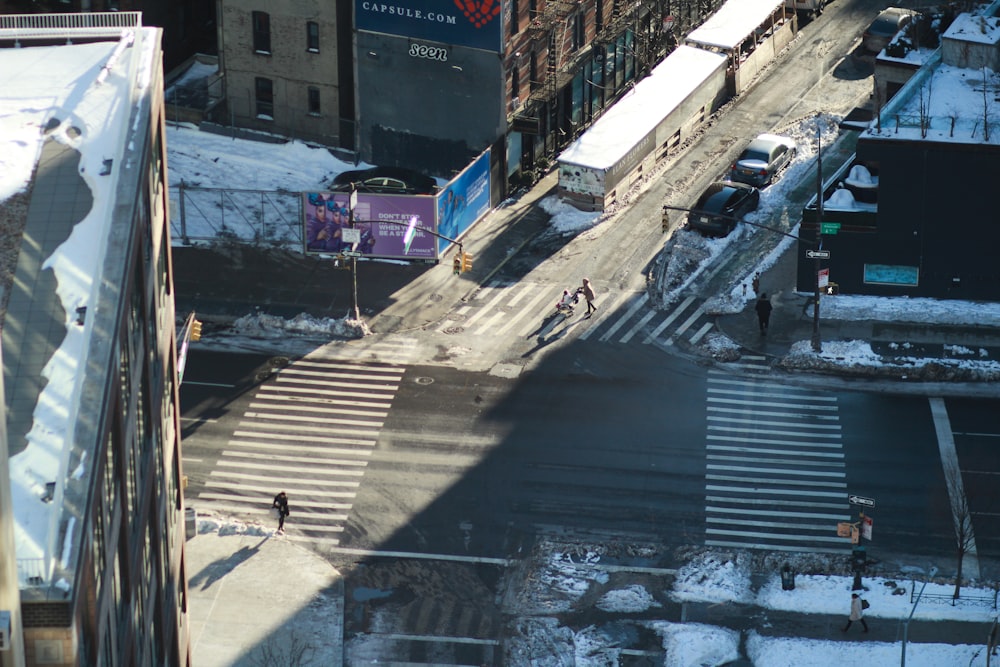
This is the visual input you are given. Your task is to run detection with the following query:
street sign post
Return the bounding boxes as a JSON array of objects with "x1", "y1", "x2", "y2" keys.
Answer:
[
  {"x1": 818, "y1": 268, "x2": 830, "y2": 289},
  {"x1": 821, "y1": 222, "x2": 841, "y2": 235},
  {"x1": 342, "y1": 250, "x2": 363, "y2": 258},
  {"x1": 849, "y1": 495, "x2": 876, "y2": 508},
  {"x1": 806, "y1": 249, "x2": 831, "y2": 259}
]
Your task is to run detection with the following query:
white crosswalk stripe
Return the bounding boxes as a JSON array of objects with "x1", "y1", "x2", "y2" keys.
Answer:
[
  {"x1": 441, "y1": 279, "x2": 732, "y2": 350},
  {"x1": 195, "y1": 356, "x2": 406, "y2": 549},
  {"x1": 703, "y1": 369, "x2": 852, "y2": 554}
]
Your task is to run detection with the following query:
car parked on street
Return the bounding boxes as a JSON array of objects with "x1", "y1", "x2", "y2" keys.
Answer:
[
  {"x1": 727, "y1": 134, "x2": 797, "y2": 187},
  {"x1": 862, "y1": 7, "x2": 918, "y2": 54},
  {"x1": 331, "y1": 166, "x2": 438, "y2": 195},
  {"x1": 687, "y1": 181, "x2": 761, "y2": 237}
]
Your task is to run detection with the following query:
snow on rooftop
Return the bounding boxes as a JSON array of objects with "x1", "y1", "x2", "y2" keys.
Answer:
[
  {"x1": 0, "y1": 32, "x2": 152, "y2": 566},
  {"x1": 686, "y1": 0, "x2": 785, "y2": 50},
  {"x1": 557, "y1": 46, "x2": 726, "y2": 171},
  {"x1": 943, "y1": 12, "x2": 1000, "y2": 45}
]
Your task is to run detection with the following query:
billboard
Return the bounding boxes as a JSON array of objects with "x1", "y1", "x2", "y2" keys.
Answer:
[
  {"x1": 436, "y1": 149, "x2": 491, "y2": 253},
  {"x1": 355, "y1": 0, "x2": 502, "y2": 52},
  {"x1": 303, "y1": 192, "x2": 437, "y2": 260}
]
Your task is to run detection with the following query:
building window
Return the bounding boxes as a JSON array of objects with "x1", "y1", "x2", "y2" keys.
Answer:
[
  {"x1": 529, "y1": 51, "x2": 538, "y2": 90},
  {"x1": 571, "y1": 12, "x2": 585, "y2": 51},
  {"x1": 511, "y1": 66, "x2": 520, "y2": 109},
  {"x1": 255, "y1": 77, "x2": 274, "y2": 119},
  {"x1": 596, "y1": 0, "x2": 603, "y2": 33},
  {"x1": 510, "y1": 0, "x2": 519, "y2": 35},
  {"x1": 252, "y1": 11, "x2": 271, "y2": 54},
  {"x1": 528, "y1": 0, "x2": 537, "y2": 18},
  {"x1": 307, "y1": 21, "x2": 319, "y2": 52},
  {"x1": 308, "y1": 87, "x2": 321, "y2": 114}
]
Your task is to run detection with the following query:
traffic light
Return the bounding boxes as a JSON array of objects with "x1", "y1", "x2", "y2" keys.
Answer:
[
  {"x1": 453, "y1": 255, "x2": 462, "y2": 275},
  {"x1": 190, "y1": 319, "x2": 203, "y2": 342},
  {"x1": 461, "y1": 252, "x2": 473, "y2": 273}
]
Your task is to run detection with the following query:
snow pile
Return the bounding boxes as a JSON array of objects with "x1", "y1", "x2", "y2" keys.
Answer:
[
  {"x1": 673, "y1": 551, "x2": 754, "y2": 604},
  {"x1": 596, "y1": 584, "x2": 662, "y2": 612},
  {"x1": 781, "y1": 339, "x2": 1000, "y2": 381},
  {"x1": 649, "y1": 622, "x2": 741, "y2": 667},
  {"x1": 230, "y1": 311, "x2": 369, "y2": 340}
]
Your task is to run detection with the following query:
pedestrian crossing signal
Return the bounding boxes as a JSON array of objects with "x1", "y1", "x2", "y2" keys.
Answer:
[
  {"x1": 453, "y1": 255, "x2": 462, "y2": 275},
  {"x1": 461, "y1": 252, "x2": 473, "y2": 273},
  {"x1": 190, "y1": 319, "x2": 203, "y2": 342}
]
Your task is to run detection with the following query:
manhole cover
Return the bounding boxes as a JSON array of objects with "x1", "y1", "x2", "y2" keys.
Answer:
[
  {"x1": 442, "y1": 326, "x2": 465, "y2": 335},
  {"x1": 414, "y1": 376, "x2": 434, "y2": 385},
  {"x1": 447, "y1": 312, "x2": 468, "y2": 322},
  {"x1": 428, "y1": 293, "x2": 443, "y2": 302}
]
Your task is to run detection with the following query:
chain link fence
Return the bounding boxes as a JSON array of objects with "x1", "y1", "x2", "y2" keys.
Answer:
[{"x1": 169, "y1": 183, "x2": 304, "y2": 248}]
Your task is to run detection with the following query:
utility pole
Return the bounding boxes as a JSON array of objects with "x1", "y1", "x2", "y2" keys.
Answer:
[
  {"x1": 348, "y1": 184, "x2": 360, "y2": 321},
  {"x1": 901, "y1": 566, "x2": 938, "y2": 667},
  {"x1": 811, "y1": 115, "x2": 823, "y2": 352}
]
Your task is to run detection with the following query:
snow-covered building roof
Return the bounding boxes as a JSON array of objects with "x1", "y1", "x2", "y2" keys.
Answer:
[
  {"x1": 685, "y1": 0, "x2": 786, "y2": 51},
  {"x1": 557, "y1": 46, "x2": 726, "y2": 171},
  {"x1": 865, "y1": 8, "x2": 1000, "y2": 145}
]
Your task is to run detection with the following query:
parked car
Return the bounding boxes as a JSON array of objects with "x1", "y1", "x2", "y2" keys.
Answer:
[
  {"x1": 862, "y1": 7, "x2": 917, "y2": 54},
  {"x1": 728, "y1": 134, "x2": 797, "y2": 187},
  {"x1": 331, "y1": 166, "x2": 437, "y2": 195},
  {"x1": 687, "y1": 181, "x2": 761, "y2": 237}
]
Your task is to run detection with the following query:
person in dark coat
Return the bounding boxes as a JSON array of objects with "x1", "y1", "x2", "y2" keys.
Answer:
[
  {"x1": 842, "y1": 593, "x2": 869, "y2": 633},
  {"x1": 581, "y1": 278, "x2": 597, "y2": 315},
  {"x1": 755, "y1": 292, "x2": 773, "y2": 334},
  {"x1": 272, "y1": 491, "x2": 290, "y2": 533}
]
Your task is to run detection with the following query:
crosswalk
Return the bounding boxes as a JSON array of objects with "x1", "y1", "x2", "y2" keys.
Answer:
[
  {"x1": 442, "y1": 279, "x2": 717, "y2": 349},
  {"x1": 702, "y1": 369, "x2": 852, "y2": 553},
  {"x1": 195, "y1": 338, "x2": 415, "y2": 548}
]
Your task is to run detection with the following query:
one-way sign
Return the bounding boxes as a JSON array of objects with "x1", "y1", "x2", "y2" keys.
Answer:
[
  {"x1": 806, "y1": 249, "x2": 831, "y2": 259},
  {"x1": 849, "y1": 494, "x2": 875, "y2": 508}
]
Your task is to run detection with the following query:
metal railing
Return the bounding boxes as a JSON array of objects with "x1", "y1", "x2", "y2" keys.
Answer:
[
  {"x1": 911, "y1": 580, "x2": 999, "y2": 609},
  {"x1": 0, "y1": 12, "x2": 142, "y2": 42},
  {"x1": 170, "y1": 183, "x2": 304, "y2": 248}
]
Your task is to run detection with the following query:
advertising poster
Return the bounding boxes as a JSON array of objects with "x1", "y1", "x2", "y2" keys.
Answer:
[
  {"x1": 303, "y1": 192, "x2": 437, "y2": 260},
  {"x1": 559, "y1": 163, "x2": 605, "y2": 197},
  {"x1": 436, "y1": 150, "x2": 491, "y2": 253},
  {"x1": 355, "y1": 0, "x2": 502, "y2": 52}
]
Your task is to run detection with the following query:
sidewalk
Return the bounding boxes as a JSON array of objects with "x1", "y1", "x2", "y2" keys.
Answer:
[{"x1": 185, "y1": 517, "x2": 344, "y2": 666}]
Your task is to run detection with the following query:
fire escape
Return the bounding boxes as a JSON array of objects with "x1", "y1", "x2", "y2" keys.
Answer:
[{"x1": 522, "y1": 0, "x2": 579, "y2": 153}]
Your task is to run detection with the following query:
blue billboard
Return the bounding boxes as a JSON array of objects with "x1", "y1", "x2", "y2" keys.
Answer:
[
  {"x1": 437, "y1": 149, "x2": 491, "y2": 253},
  {"x1": 356, "y1": 0, "x2": 502, "y2": 52}
]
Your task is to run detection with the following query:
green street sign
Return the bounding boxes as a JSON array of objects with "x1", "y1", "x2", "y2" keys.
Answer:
[{"x1": 821, "y1": 222, "x2": 841, "y2": 235}]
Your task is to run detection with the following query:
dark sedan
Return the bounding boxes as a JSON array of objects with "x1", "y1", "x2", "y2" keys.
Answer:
[
  {"x1": 687, "y1": 181, "x2": 760, "y2": 237},
  {"x1": 331, "y1": 166, "x2": 438, "y2": 195},
  {"x1": 862, "y1": 7, "x2": 917, "y2": 54}
]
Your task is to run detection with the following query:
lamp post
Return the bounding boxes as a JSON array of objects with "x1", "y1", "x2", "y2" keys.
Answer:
[
  {"x1": 811, "y1": 115, "x2": 823, "y2": 352},
  {"x1": 347, "y1": 184, "x2": 360, "y2": 321},
  {"x1": 901, "y1": 566, "x2": 938, "y2": 667}
]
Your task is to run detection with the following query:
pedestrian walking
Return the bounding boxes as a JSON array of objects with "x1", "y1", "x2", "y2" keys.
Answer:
[
  {"x1": 752, "y1": 271, "x2": 761, "y2": 295},
  {"x1": 755, "y1": 292, "x2": 772, "y2": 334},
  {"x1": 581, "y1": 278, "x2": 597, "y2": 315},
  {"x1": 842, "y1": 593, "x2": 869, "y2": 633},
  {"x1": 272, "y1": 491, "x2": 290, "y2": 533}
]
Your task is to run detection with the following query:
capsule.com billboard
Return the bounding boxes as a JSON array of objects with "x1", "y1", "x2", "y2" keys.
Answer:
[{"x1": 356, "y1": 0, "x2": 502, "y2": 52}]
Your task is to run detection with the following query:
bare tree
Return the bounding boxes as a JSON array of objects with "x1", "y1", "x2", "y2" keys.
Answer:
[
  {"x1": 944, "y1": 463, "x2": 978, "y2": 600},
  {"x1": 248, "y1": 630, "x2": 318, "y2": 667}
]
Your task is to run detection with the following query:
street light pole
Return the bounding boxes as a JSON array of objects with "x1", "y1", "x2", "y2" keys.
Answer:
[
  {"x1": 811, "y1": 115, "x2": 823, "y2": 352},
  {"x1": 348, "y1": 185, "x2": 360, "y2": 321},
  {"x1": 901, "y1": 566, "x2": 938, "y2": 667}
]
